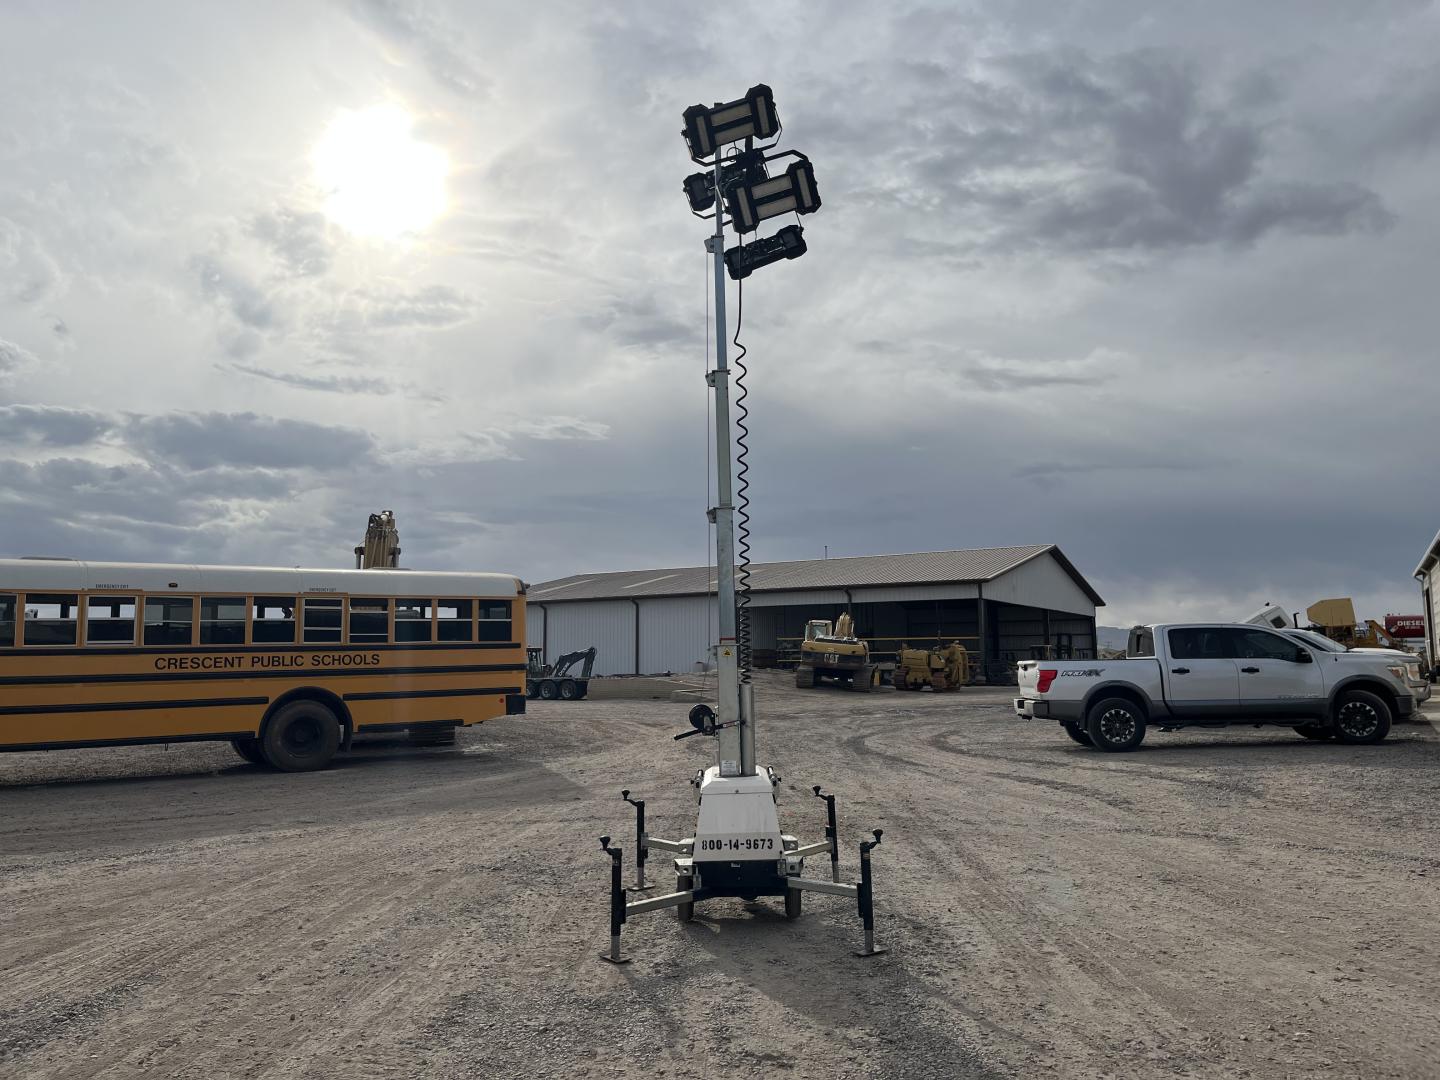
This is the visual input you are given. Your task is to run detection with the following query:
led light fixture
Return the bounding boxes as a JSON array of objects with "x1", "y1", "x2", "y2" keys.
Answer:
[
  {"x1": 682, "y1": 149, "x2": 770, "y2": 213},
  {"x1": 724, "y1": 224, "x2": 807, "y2": 280},
  {"x1": 724, "y1": 160, "x2": 820, "y2": 233},
  {"x1": 682, "y1": 84, "x2": 779, "y2": 160}
]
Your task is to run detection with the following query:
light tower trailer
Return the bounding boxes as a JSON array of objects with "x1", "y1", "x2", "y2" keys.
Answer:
[{"x1": 597, "y1": 85, "x2": 888, "y2": 963}]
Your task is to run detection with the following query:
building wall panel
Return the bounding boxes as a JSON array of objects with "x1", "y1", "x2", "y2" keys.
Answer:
[
  {"x1": 538, "y1": 601, "x2": 636, "y2": 676},
  {"x1": 638, "y1": 596, "x2": 716, "y2": 674},
  {"x1": 984, "y1": 554, "x2": 1096, "y2": 616}
]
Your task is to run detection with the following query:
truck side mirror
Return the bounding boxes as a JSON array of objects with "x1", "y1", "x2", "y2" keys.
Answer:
[{"x1": 1296, "y1": 650, "x2": 1313, "y2": 664}]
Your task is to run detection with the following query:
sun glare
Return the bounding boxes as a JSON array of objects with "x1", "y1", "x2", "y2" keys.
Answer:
[{"x1": 312, "y1": 105, "x2": 448, "y2": 239}]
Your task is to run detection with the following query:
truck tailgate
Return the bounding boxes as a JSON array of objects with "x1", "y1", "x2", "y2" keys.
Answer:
[{"x1": 1016, "y1": 661, "x2": 1040, "y2": 697}]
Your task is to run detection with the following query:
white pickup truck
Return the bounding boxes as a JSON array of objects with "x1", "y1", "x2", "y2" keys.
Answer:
[{"x1": 1014, "y1": 623, "x2": 1415, "y2": 752}]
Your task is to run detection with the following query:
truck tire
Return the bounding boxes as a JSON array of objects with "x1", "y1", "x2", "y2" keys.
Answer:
[
  {"x1": 1085, "y1": 697, "x2": 1147, "y2": 753},
  {"x1": 230, "y1": 736, "x2": 267, "y2": 765},
  {"x1": 526, "y1": 681, "x2": 539, "y2": 699},
  {"x1": 539, "y1": 680, "x2": 558, "y2": 700},
  {"x1": 1060, "y1": 721, "x2": 1093, "y2": 746},
  {"x1": 261, "y1": 700, "x2": 341, "y2": 772},
  {"x1": 795, "y1": 664, "x2": 815, "y2": 689},
  {"x1": 1332, "y1": 690, "x2": 1392, "y2": 745},
  {"x1": 1293, "y1": 724, "x2": 1333, "y2": 741},
  {"x1": 559, "y1": 679, "x2": 579, "y2": 700}
]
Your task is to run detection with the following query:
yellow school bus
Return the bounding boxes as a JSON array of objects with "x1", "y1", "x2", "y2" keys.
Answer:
[{"x1": 0, "y1": 558, "x2": 527, "y2": 771}]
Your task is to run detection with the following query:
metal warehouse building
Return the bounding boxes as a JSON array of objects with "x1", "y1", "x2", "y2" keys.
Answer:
[{"x1": 527, "y1": 545, "x2": 1103, "y2": 684}]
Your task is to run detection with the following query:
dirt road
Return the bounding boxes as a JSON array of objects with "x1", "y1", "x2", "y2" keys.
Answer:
[{"x1": 3, "y1": 675, "x2": 1437, "y2": 1078}]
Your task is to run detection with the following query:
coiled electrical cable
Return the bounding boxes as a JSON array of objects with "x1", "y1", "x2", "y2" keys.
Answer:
[{"x1": 732, "y1": 274, "x2": 753, "y2": 683}]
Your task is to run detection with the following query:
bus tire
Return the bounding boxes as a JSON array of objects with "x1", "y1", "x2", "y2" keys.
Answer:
[
  {"x1": 230, "y1": 736, "x2": 267, "y2": 766},
  {"x1": 262, "y1": 700, "x2": 341, "y2": 772}
]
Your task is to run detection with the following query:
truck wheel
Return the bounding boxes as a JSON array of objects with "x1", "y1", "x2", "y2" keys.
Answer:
[
  {"x1": 1293, "y1": 724, "x2": 1333, "y2": 741},
  {"x1": 1060, "y1": 721, "x2": 1093, "y2": 747},
  {"x1": 795, "y1": 664, "x2": 815, "y2": 689},
  {"x1": 784, "y1": 886, "x2": 802, "y2": 920},
  {"x1": 1085, "y1": 697, "x2": 1147, "y2": 752},
  {"x1": 1332, "y1": 690, "x2": 1392, "y2": 745},
  {"x1": 526, "y1": 682, "x2": 539, "y2": 699},
  {"x1": 539, "y1": 680, "x2": 558, "y2": 700},
  {"x1": 559, "y1": 679, "x2": 579, "y2": 700},
  {"x1": 230, "y1": 736, "x2": 267, "y2": 765},
  {"x1": 261, "y1": 700, "x2": 341, "y2": 772}
]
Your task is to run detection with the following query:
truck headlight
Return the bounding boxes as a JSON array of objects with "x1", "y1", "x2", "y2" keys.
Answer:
[{"x1": 1387, "y1": 664, "x2": 1408, "y2": 682}]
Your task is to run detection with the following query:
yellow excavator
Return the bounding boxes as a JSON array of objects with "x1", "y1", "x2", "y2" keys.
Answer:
[
  {"x1": 355, "y1": 510, "x2": 401, "y2": 569},
  {"x1": 795, "y1": 612, "x2": 874, "y2": 692},
  {"x1": 893, "y1": 642, "x2": 970, "y2": 691}
]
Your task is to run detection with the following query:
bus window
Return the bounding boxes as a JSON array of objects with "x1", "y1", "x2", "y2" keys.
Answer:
[
  {"x1": 143, "y1": 596, "x2": 194, "y2": 646},
  {"x1": 437, "y1": 600, "x2": 473, "y2": 642},
  {"x1": 304, "y1": 598, "x2": 343, "y2": 643},
  {"x1": 350, "y1": 598, "x2": 390, "y2": 643},
  {"x1": 478, "y1": 601, "x2": 511, "y2": 642},
  {"x1": 396, "y1": 599, "x2": 433, "y2": 643},
  {"x1": 0, "y1": 594, "x2": 16, "y2": 647},
  {"x1": 87, "y1": 595, "x2": 137, "y2": 644},
  {"x1": 24, "y1": 593, "x2": 79, "y2": 645},
  {"x1": 200, "y1": 596, "x2": 247, "y2": 645},
  {"x1": 253, "y1": 597, "x2": 296, "y2": 644}
]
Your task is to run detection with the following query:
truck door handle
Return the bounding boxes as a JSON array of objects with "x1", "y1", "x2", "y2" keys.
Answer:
[
  {"x1": 1170, "y1": 667, "x2": 1190, "y2": 674},
  {"x1": 1241, "y1": 666, "x2": 1260, "y2": 674}
]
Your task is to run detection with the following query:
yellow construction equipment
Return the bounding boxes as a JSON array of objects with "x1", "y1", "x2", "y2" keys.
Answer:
[
  {"x1": 893, "y1": 642, "x2": 970, "y2": 691},
  {"x1": 354, "y1": 510, "x2": 401, "y2": 569},
  {"x1": 1306, "y1": 597, "x2": 1411, "y2": 651},
  {"x1": 795, "y1": 612, "x2": 874, "y2": 692}
]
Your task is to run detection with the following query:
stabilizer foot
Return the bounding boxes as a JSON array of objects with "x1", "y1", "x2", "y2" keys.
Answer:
[{"x1": 854, "y1": 946, "x2": 888, "y2": 958}]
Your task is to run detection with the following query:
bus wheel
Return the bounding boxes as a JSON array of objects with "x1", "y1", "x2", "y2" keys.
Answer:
[
  {"x1": 230, "y1": 737, "x2": 267, "y2": 766},
  {"x1": 262, "y1": 701, "x2": 341, "y2": 772}
]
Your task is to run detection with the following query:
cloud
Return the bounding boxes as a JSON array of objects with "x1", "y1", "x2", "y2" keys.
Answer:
[
  {"x1": 126, "y1": 411, "x2": 375, "y2": 471},
  {"x1": 346, "y1": 0, "x2": 490, "y2": 97},
  {"x1": 192, "y1": 254, "x2": 277, "y2": 330},
  {"x1": 0, "y1": 405, "x2": 114, "y2": 446},
  {"x1": 512, "y1": 417, "x2": 611, "y2": 441},
  {"x1": 0, "y1": 338, "x2": 38, "y2": 379},
  {"x1": 226, "y1": 362, "x2": 394, "y2": 395},
  {"x1": 322, "y1": 284, "x2": 476, "y2": 331},
  {"x1": 248, "y1": 206, "x2": 333, "y2": 277},
  {"x1": 840, "y1": 46, "x2": 1393, "y2": 258},
  {"x1": 0, "y1": 217, "x2": 67, "y2": 304}
]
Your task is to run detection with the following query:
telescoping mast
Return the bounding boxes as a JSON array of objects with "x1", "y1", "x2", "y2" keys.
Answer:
[{"x1": 598, "y1": 85, "x2": 888, "y2": 963}]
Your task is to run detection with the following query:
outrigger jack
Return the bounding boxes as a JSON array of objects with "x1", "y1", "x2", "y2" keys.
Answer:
[{"x1": 598, "y1": 83, "x2": 888, "y2": 964}]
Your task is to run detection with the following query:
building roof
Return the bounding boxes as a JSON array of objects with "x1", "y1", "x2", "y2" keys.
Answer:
[{"x1": 528, "y1": 544, "x2": 1103, "y2": 605}]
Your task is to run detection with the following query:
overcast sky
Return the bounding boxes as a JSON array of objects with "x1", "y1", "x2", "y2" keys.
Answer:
[{"x1": 1, "y1": 1, "x2": 1437, "y2": 626}]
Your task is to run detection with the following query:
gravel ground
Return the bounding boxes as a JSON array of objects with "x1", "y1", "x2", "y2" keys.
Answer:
[{"x1": 2, "y1": 673, "x2": 1437, "y2": 1078}]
